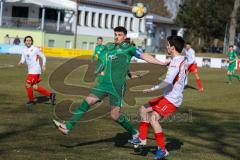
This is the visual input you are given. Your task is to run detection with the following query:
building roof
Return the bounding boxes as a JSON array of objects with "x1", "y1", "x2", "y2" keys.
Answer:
[
  {"x1": 5, "y1": 0, "x2": 76, "y2": 10},
  {"x1": 78, "y1": 0, "x2": 131, "y2": 11}
]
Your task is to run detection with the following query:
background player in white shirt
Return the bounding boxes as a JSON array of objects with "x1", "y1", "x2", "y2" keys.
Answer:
[
  {"x1": 185, "y1": 42, "x2": 203, "y2": 91},
  {"x1": 129, "y1": 36, "x2": 187, "y2": 159},
  {"x1": 18, "y1": 36, "x2": 56, "y2": 106}
]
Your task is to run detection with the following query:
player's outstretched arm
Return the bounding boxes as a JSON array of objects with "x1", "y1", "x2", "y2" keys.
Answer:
[
  {"x1": 18, "y1": 54, "x2": 25, "y2": 66},
  {"x1": 37, "y1": 49, "x2": 47, "y2": 71},
  {"x1": 140, "y1": 53, "x2": 167, "y2": 65},
  {"x1": 143, "y1": 81, "x2": 173, "y2": 93}
]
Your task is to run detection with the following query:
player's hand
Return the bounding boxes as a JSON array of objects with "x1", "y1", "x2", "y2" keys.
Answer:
[
  {"x1": 42, "y1": 65, "x2": 46, "y2": 72},
  {"x1": 17, "y1": 62, "x2": 22, "y2": 66},
  {"x1": 143, "y1": 88, "x2": 152, "y2": 93}
]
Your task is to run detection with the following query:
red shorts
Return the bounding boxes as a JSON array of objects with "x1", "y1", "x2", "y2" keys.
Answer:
[
  {"x1": 147, "y1": 96, "x2": 176, "y2": 118},
  {"x1": 188, "y1": 63, "x2": 198, "y2": 73},
  {"x1": 26, "y1": 74, "x2": 41, "y2": 85}
]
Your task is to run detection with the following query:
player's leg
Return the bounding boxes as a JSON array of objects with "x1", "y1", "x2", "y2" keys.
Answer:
[
  {"x1": 25, "y1": 75, "x2": 35, "y2": 105},
  {"x1": 129, "y1": 105, "x2": 152, "y2": 146},
  {"x1": 150, "y1": 111, "x2": 169, "y2": 159},
  {"x1": 232, "y1": 70, "x2": 240, "y2": 80},
  {"x1": 227, "y1": 71, "x2": 233, "y2": 84},
  {"x1": 25, "y1": 82, "x2": 34, "y2": 104},
  {"x1": 32, "y1": 84, "x2": 51, "y2": 97},
  {"x1": 110, "y1": 105, "x2": 138, "y2": 138},
  {"x1": 194, "y1": 72, "x2": 203, "y2": 91},
  {"x1": 54, "y1": 93, "x2": 102, "y2": 135},
  {"x1": 150, "y1": 97, "x2": 176, "y2": 159}
]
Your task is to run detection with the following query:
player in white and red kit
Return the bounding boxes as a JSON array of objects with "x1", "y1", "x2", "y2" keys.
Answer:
[
  {"x1": 129, "y1": 36, "x2": 187, "y2": 159},
  {"x1": 18, "y1": 36, "x2": 56, "y2": 106},
  {"x1": 185, "y1": 42, "x2": 203, "y2": 91}
]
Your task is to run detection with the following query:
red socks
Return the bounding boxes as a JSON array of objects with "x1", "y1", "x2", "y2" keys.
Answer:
[
  {"x1": 26, "y1": 87, "x2": 34, "y2": 102},
  {"x1": 196, "y1": 78, "x2": 203, "y2": 90},
  {"x1": 155, "y1": 132, "x2": 166, "y2": 151},
  {"x1": 34, "y1": 86, "x2": 51, "y2": 97},
  {"x1": 139, "y1": 122, "x2": 150, "y2": 140}
]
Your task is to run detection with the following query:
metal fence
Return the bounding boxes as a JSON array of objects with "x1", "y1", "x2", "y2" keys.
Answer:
[{"x1": 2, "y1": 17, "x2": 72, "y2": 33}]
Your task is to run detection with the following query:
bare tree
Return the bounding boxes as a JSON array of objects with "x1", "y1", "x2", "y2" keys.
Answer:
[{"x1": 228, "y1": 0, "x2": 240, "y2": 45}]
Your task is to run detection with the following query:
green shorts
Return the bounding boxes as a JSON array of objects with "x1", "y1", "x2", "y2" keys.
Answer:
[
  {"x1": 91, "y1": 83, "x2": 125, "y2": 107},
  {"x1": 228, "y1": 63, "x2": 236, "y2": 72}
]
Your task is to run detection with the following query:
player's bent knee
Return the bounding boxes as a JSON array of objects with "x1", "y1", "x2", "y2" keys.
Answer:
[
  {"x1": 32, "y1": 85, "x2": 38, "y2": 90},
  {"x1": 110, "y1": 108, "x2": 120, "y2": 120},
  {"x1": 85, "y1": 95, "x2": 99, "y2": 106},
  {"x1": 150, "y1": 112, "x2": 160, "y2": 124}
]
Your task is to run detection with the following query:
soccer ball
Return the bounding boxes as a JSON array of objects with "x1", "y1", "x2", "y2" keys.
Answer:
[{"x1": 132, "y1": 3, "x2": 147, "y2": 18}]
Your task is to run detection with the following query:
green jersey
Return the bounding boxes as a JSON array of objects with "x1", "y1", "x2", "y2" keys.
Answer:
[
  {"x1": 227, "y1": 51, "x2": 238, "y2": 72},
  {"x1": 102, "y1": 42, "x2": 137, "y2": 86},
  {"x1": 92, "y1": 44, "x2": 107, "y2": 74},
  {"x1": 227, "y1": 51, "x2": 237, "y2": 62}
]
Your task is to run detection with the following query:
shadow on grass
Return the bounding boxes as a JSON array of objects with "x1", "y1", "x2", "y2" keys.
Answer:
[
  {"x1": 184, "y1": 85, "x2": 198, "y2": 90},
  {"x1": 60, "y1": 132, "x2": 132, "y2": 149},
  {"x1": 35, "y1": 96, "x2": 50, "y2": 104}
]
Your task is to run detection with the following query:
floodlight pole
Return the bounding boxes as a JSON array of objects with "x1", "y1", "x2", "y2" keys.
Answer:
[
  {"x1": 73, "y1": 0, "x2": 78, "y2": 49},
  {"x1": 0, "y1": 0, "x2": 3, "y2": 27}
]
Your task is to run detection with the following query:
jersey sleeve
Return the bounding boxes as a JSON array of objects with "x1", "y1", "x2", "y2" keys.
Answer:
[
  {"x1": 92, "y1": 46, "x2": 98, "y2": 58},
  {"x1": 20, "y1": 53, "x2": 25, "y2": 64},
  {"x1": 164, "y1": 62, "x2": 179, "y2": 84},
  {"x1": 37, "y1": 48, "x2": 46, "y2": 66}
]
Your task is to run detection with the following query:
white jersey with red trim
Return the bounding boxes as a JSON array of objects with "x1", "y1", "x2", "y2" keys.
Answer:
[
  {"x1": 164, "y1": 55, "x2": 187, "y2": 107},
  {"x1": 20, "y1": 46, "x2": 46, "y2": 74},
  {"x1": 185, "y1": 48, "x2": 196, "y2": 65}
]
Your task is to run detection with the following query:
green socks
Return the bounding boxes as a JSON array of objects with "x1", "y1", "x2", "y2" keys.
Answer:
[
  {"x1": 116, "y1": 113, "x2": 137, "y2": 135},
  {"x1": 232, "y1": 74, "x2": 240, "y2": 80},
  {"x1": 228, "y1": 75, "x2": 232, "y2": 82},
  {"x1": 66, "y1": 100, "x2": 90, "y2": 130}
]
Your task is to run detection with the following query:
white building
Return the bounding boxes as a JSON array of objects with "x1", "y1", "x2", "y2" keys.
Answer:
[{"x1": 0, "y1": 0, "x2": 179, "y2": 50}]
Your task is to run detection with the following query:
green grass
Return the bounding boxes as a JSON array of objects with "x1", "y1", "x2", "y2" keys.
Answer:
[{"x1": 0, "y1": 54, "x2": 239, "y2": 160}]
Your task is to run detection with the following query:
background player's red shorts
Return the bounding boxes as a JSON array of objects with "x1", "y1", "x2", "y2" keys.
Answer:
[
  {"x1": 148, "y1": 96, "x2": 176, "y2": 118},
  {"x1": 188, "y1": 63, "x2": 198, "y2": 73},
  {"x1": 26, "y1": 74, "x2": 41, "y2": 85}
]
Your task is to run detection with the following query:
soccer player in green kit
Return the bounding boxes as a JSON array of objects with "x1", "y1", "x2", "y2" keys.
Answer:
[
  {"x1": 227, "y1": 45, "x2": 240, "y2": 84},
  {"x1": 92, "y1": 37, "x2": 107, "y2": 83},
  {"x1": 53, "y1": 26, "x2": 167, "y2": 140}
]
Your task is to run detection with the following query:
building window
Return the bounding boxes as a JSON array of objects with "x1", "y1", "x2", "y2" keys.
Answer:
[
  {"x1": 65, "y1": 41, "x2": 71, "y2": 48},
  {"x1": 91, "y1": 12, "x2": 95, "y2": 27},
  {"x1": 118, "y1": 16, "x2": 121, "y2": 26},
  {"x1": 111, "y1": 15, "x2": 114, "y2": 29},
  {"x1": 105, "y1": 14, "x2": 109, "y2": 28},
  {"x1": 12, "y1": 6, "x2": 29, "y2": 18},
  {"x1": 81, "y1": 41, "x2": 88, "y2": 49},
  {"x1": 98, "y1": 13, "x2": 102, "y2": 28},
  {"x1": 84, "y1": 11, "x2": 89, "y2": 26},
  {"x1": 139, "y1": 19, "x2": 142, "y2": 32},
  {"x1": 48, "y1": 40, "x2": 55, "y2": 47},
  {"x1": 130, "y1": 18, "x2": 133, "y2": 31},
  {"x1": 89, "y1": 42, "x2": 95, "y2": 50},
  {"x1": 124, "y1": 17, "x2": 128, "y2": 28},
  {"x1": 39, "y1": 8, "x2": 64, "y2": 21}
]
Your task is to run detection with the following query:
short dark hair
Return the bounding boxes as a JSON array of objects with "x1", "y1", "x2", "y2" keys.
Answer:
[
  {"x1": 24, "y1": 36, "x2": 34, "y2": 43},
  {"x1": 97, "y1": 36, "x2": 103, "y2": 40},
  {"x1": 229, "y1": 45, "x2": 234, "y2": 48},
  {"x1": 114, "y1": 26, "x2": 127, "y2": 35},
  {"x1": 186, "y1": 42, "x2": 191, "y2": 45},
  {"x1": 167, "y1": 35, "x2": 185, "y2": 53}
]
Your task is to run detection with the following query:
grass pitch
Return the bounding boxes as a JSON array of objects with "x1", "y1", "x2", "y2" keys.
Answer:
[{"x1": 0, "y1": 54, "x2": 239, "y2": 160}]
